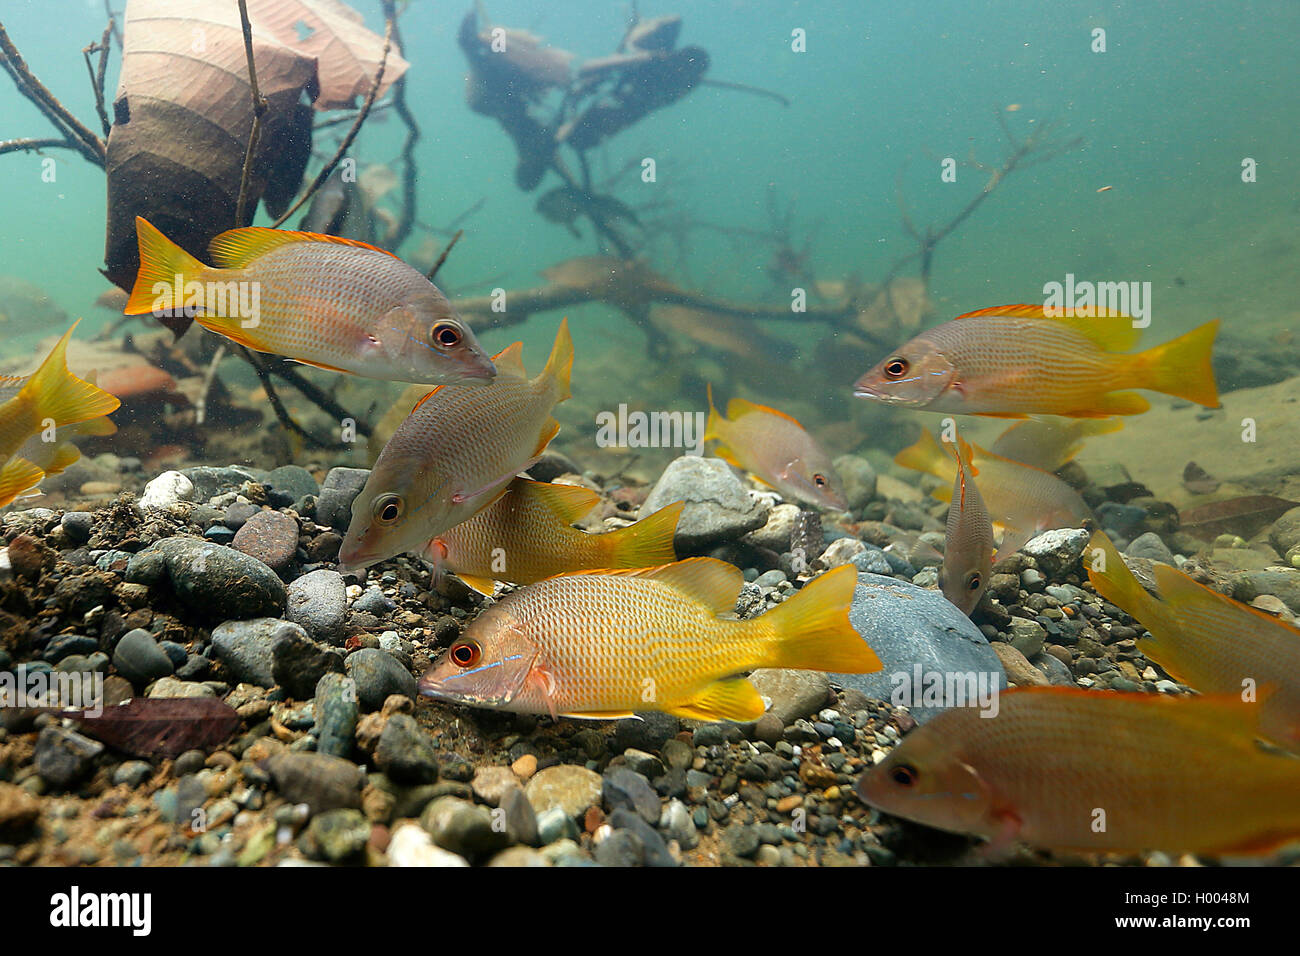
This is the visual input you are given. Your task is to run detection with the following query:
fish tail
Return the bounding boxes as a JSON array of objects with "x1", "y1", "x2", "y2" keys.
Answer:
[
  {"x1": 604, "y1": 501, "x2": 682, "y2": 567},
  {"x1": 1132, "y1": 320, "x2": 1220, "y2": 408},
  {"x1": 758, "y1": 565, "x2": 881, "y2": 673},
  {"x1": 542, "y1": 316, "x2": 574, "y2": 401},
  {"x1": 704, "y1": 383, "x2": 724, "y2": 441},
  {"x1": 125, "y1": 217, "x2": 207, "y2": 323},
  {"x1": 21, "y1": 322, "x2": 121, "y2": 429},
  {"x1": 1085, "y1": 530, "x2": 1167, "y2": 627},
  {"x1": 894, "y1": 427, "x2": 953, "y2": 480}
]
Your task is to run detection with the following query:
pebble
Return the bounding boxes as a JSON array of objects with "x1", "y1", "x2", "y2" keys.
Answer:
[
  {"x1": 345, "y1": 648, "x2": 418, "y2": 711},
  {"x1": 1021, "y1": 528, "x2": 1091, "y2": 577},
  {"x1": 307, "y1": 808, "x2": 370, "y2": 863},
  {"x1": 138, "y1": 471, "x2": 194, "y2": 511},
  {"x1": 472, "y1": 766, "x2": 522, "y2": 806},
  {"x1": 128, "y1": 538, "x2": 286, "y2": 620},
  {"x1": 603, "y1": 768, "x2": 661, "y2": 825},
  {"x1": 112, "y1": 761, "x2": 153, "y2": 788},
  {"x1": 387, "y1": 822, "x2": 470, "y2": 867},
  {"x1": 286, "y1": 569, "x2": 348, "y2": 645},
  {"x1": 833, "y1": 454, "x2": 877, "y2": 510},
  {"x1": 314, "y1": 673, "x2": 359, "y2": 759},
  {"x1": 111, "y1": 628, "x2": 175, "y2": 686},
  {"x1": 41, "y1": 634, "x2": 98, "y2": 664},
  {"x1": 353, "y1": 586, "x2": 396, "y2": 617},
  {"x1": 34, "y1": 726, "x2": 104, "y2": 789},
  {"x1": 147, "y1": 676, "x2": 216, "y2": 698},
  {"x1": 748, "y1": 669, "x2": 830, "y2": 724},
  {"x1": 640, "y1": 457, "x2": 769, "y2": 550},
  {"x1": 0, "y1": 782, "x2": 41, "y2": 836},
  {"x1": 525, "y1": 765, "x2": 603, "y2": 820},
  {"x1": 1126, "y1": 531, "x2": 1175, "y2": 565},
  {"x1": 375, "y1": 714, "x2": 440, "y2": 784},
  {"x1": 742, "y1": 504, "x2": 801, "y2": 552},
  {"x1": 271, "y1": 624, "x2": 344, "y2": 699},
  {"x1": 420, "y1": 796, "x2": 510, "y2": 860},
  {"x1": 231, "y1": 510, "x2": 299, "y2": 571},
  {"x1": 1005, "y1": 617, "x2": 1047, "y2": 659},
  {"x1": 314, "y1": 467, "x2": 371, "y2": 530},
  {"x1": 263, "y1": 751, "x2": 364, "y2": 814},
  {"x1": 210, "y1": 618, "x2": 289, "y2": 688},
  {"x1": 991, "y1": 642, "x2": 1050, "y2": 687},
  {"x1": 59, "y1": 511, "x2": 93, "y2": 544}
]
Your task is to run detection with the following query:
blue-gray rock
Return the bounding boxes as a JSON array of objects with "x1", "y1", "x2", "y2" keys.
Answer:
[
  {"x1": 314, "y1": 467, "x2": 371, "y2": 530},
  {"x1": 59, "y1": 511, "x2": 93, "y2": 544},
  {"x1": 112, "y1": 760, "x2": 153, "y2": 788},
  {"x1": 641, "y1": 457, "x2": 769, "y2": 551},
  {"x1": 603, "y1": 768, "x2": 660, "y2": 825},
  {"x1": 345, "y1": 648, "x2": 417, "y2": 711},
  {"x1": 127, "y1": 538, "x2": 286, "y2": 619},
  {"x1": 314, "y1": 673, "x2": 359, "y2": 759},
  {"x1": 833, "y1": 573, "x2": 1005, "y2": 723},
  {"x1": 375, "y1": 714, "x2": 440, "y2": 784},
  {"x1": 111, "y1": 628, "x2": 175, "y2": 686},
  {"x1": 502, "y1": 787, "x2": 539, "y2": 846},
  {"x1": 1126, "y1": 532, "x2": 1175, "y2": 565},
  {"x1": 1232, "y1": 568, "x2": 1300, "y2": 615},
  {"x1": 271, "y1": 624, "x2": 344, "y2": 699},
  {"x1": 851, "y1": 547, "x2": 894, "y2": 576},
  {"x1": 222, "y1": 502, "x2": 260, "y2": 530},
  {"x1": 210, "y1": 618, "x2": 288, "y2": 687},
  {"x1": 608, "y1": 807, "x2": 677, "y2": 866},
  {"x1": 353, "y1": 586, "x2": 396, "y2": 617},
  {"x1": 34, "y1": 725, "x2": 104, "y2": 789},
  {"x1": 286, "y1": 569, "x2": 347, "y2": 645},
  {"x1": 611, "y1": 712, "x2": 680, "y2": 754},
  {"x1": 1021, "y1": 528, "x2": 1092, "y2": 577},
  {"x1": 1032, "y1": 652, "x2": 1075, "y2": 687},
  {"x1": 41, "y1": 634, "x2": 99, "y2": 664},
  {"x1": 263, "y1": 465, "x2": 320, "y2": 507},
  {"x1": 159, "y1": 641, "x2": 190, "y2": 669}
]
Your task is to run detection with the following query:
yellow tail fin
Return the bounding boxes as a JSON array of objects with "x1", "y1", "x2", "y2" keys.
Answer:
[
  {"x1": 21, "y1": 323, "x2": 121, "y2": 429},
  {"x1": 759, "y1": 564, "x2": 881, "y2": 673},
  {"x1": 1134, "y1": 320, "x2": 1220, "y2": 409},
  {"x1": 541, "y1": 317, "x2": 574, "y2": 401},
  {"x1": 1085, "y1": 530, "x2": 1168, "y2": 629},
  {"x1": 0, "y1": 457, "x2": 44, "y2": 508},
  {"x1": 894, "y1": 427, "x2": 955, "y2": 481},
  {"x1": 125, "y1": 217, "x2": 207, "y2": 316},
  {"x1": 604, "y1": 500, "x2": 683, "y2": 567}
]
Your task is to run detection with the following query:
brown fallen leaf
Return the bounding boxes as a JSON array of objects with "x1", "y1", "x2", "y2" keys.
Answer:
[
  {"x1": 1178, "y1": 495, "x2": 1300, "y2": 540},
  {"x1": 64, "y1": 697, "x2": 242, "y2": 758}
]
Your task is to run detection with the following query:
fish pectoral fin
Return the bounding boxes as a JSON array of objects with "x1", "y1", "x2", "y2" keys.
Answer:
[
  {"x1": 667, "y1": 677, "x2": 765, "y2": 722},
  {"x1": 532, "y1": 419, "x2": 561, "y2": 458},
  {"x1": 978, "y1": 807, "x2": 1024, "y2": 860},
  {"x1": 526, "y1": 666, "x2": 560, "y2": 721},
  {"x1": 557, "y1": 710, "x2": 638, "y2": 720},
  {"x1": 453, "y1": 573, "x2": 497, "y2": 596},
  {"x1": 451, "y1": 463, "x2": 538, "y2": 507},
  {"x1": 285, "y1": 357, "x2": 353, "y2": 374}
]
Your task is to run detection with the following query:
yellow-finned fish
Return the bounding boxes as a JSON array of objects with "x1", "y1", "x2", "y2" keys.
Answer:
[
  {"x1": 854, "y1": 305, "x2": 1219, "y2": 418},
  {"x1": 0, "y1": 323, "x2": 120, "y2": 507},
  {"x1": 124, "y1": 217, "x2": 496, "y2": 384},
  {"x1": 988, "y1": 417, "x2": 1123, "y2": 472},
  {"x1": 858, "y1": 687, "x2": 1300, "y2": 856},
  {"x1": 1086, "y1": 530, "x2": 1300, "y2": 750},
  {"x1": 705, "y1": 385, "x2": 846, "y2": 511},
  {"x1": 339, "y1": 319, "x2": 573, "y2": 572},
  {"x1": 419, "y1": 561, "x2": 881, "y2": 721},
  {"x1": 895, "y1": 428, "x2": 1090, "y2": 559},
  {"x1": 939, "y1": 435, "x2": 993, "y2": 616},
  {"x1": 423, "y1": 477, "x2": 683, "y2": 595}
]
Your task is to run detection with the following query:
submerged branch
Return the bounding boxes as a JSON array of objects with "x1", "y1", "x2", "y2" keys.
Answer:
[
  {"x1": 426, "y1": 230, "x2": 463, "y2": 282},
  {"x1": 382, "y1": 0, "x2": 419, "y2": 248},
  {"x1": 0, "y1": 22, "x2": 106, "y2": 167},
  {"x1": 234, "y1": 0, "x2": 268, "y2": 227},
  {"x1": 81, "y1": 23, "x2": 113, "y2": 139},
  {"x1": 271, "y1": 12, "x2": 395, "y2": 228},
  {"x1": 0, "y1": 136, "x2": 77, "y2": 156}
]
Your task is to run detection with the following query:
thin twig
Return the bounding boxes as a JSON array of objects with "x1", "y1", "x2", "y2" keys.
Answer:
[
  {"x1": 271, "y1": 12, "x2": 395, "y2": 228},
  {"x1": 312, "y1": 98, "x2": 393, "y2": 131},
  {"x1": 103, "y1": 0, "x2": 121, "y2": 48},
  {"x1": 382, "y1": 0, "x2": 419, "y2": 248},
  {"x1": 234, "y1": 0, "x2": 268, "y2": 227},
  {"x1": 237, "y1": 346, "x2": 348, "y2": 450},
  {"x1": 0, "y1": 22, "x2": 106, "y2": 166},
  {"x1": 0, "y1": 136, "x2": 75, "y2": 156},
  {"x1": 82, "y1": 24, "x2": 113, "y2": 138},
  {"x1": 194, "y1": 344, "x2": 227, "y2": 426},
  {"x1": 427, "y1": 230, "x2": 463, "y2": 282}
]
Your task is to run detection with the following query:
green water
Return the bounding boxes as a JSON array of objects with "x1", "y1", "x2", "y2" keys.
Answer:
[{"x1": 0, "y1": 0, "x2": 1297, "y2": 473}]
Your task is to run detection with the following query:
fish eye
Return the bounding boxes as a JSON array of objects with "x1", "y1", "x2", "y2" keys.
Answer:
[
  {"x1": 813, "y1": 473, "x2": 827, "y2": 487},
  {"x1": 373, "y1": 494, "x2": 404, "y2": 525},
  {"x1": 431, "y1": 322, "x2": 463, "y2": 349},
  {"x1": 968, "y1": 573, "x2": 982, "y2": 591},
  {"x1": 890, "y1": 764, "x2": 919, "y2": 786},
  {"x1": 450, "y1": 641, "x2": 481, "y2": 668},
  {"x1": 883, "y1": 357, "x2": 910, "y2": 379}
]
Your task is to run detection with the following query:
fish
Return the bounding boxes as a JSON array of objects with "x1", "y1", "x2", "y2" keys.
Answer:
[
  {"x1": 423, "y1": 477, "x2": 683, "y2": 595},
  {"x1": 895, "y1": 428, "x2": 1091, "y2": 558},
  {"x1": 853, "y1": 304, "x2": 1219, "y2": 418},
  {"x1": 857, "y1": 687, "x2": 1300, "y2": 856},
  {"x1": 938, "y1": 435, "x2": 994, "y2": 616},
  {"x1": 124, "y1": 217, "x2": 496, "y2": 385},
  {"x1": 1086, "y1": 529, "x2": 1300, "y2": 749},
  {"x1": 339, "y1": 319, "x2": 573, "y2": 572},
  {"x1": 705, "y1": 385, "x2": 847, "y2": 511},
  {"x1": 418, "y1": 561, "x2": 881, "y2": 721},
  {"x1": 0, "y1": 322, "x2": 120, "y2": 507},
  {"x1": 987, "y1": 417, "x2": 1123, "y2": 472},
  {"x1": 0, "y1": 370, "x2": 117, "y2": 484}
]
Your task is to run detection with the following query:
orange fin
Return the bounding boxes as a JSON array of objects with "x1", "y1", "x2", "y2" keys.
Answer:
[
  {"x1": 207, "y1": 226, "x2": 398, "y2": 267},
  {"x1": 20, "y1": 323, "x2": 121, "y2": 428},
  {"x1": 541, "y1": 317, "x2": 573, "y2": 401},
  {"x1": 454, "y1": 573, "x2": 497, "y2": 596},
  {"x1": 492, "y1": 341, "x2": 527, "y2": 379},
  {"x1": 412, "y1": 386, "x2": 443, "y2": 412},
  {"x1": 514, "y1": 478, "x2": 601, "y2": 523},
  {"x1": 1088, "y1": 391, "x2": 1150, "y2": 417},
  {"x1": 761, "y1": 564, "x2": 881, "y2": 673},
  {"x1": 725, "y1": 396, "x2": 805, "y2": 428},
  {"x1": 532, "y1": 419, "x2": 561, "y2": 458},
  {"x1": 954, "y1": 303, "x2": 1141, "y2": 351},
  {"x1": 558, "y1": 557, "x2": 742, "y2": 614},
  {"x1": 604, "y1": 500, "x2": 683, "y2": 567},
  {"x1": 0, "y1": 457, "x2": 45, "y2": 508},
  {"x1": 1135, "y1": 319, "x2": 1220, "y2": 409},
  {"x1": 125, "y1": 217, "x2": 206, "y2": 320}
]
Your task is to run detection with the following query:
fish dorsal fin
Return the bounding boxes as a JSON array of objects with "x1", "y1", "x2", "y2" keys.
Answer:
[
  {"x1": 411, "y1": 386, "x2": 443, "y2": 412},
  {"x1": 561, "y1": 557, "x2": 742, "y2": 614},
  {"x1": 725, "y1": 396, "x2": 804, "y2": 429},
  {"x1": 207, "y1": 226, "x2": 399, "y2": 268},
  {"x1": 944, "y1": 433, "x2": 979, "y2": 480},
  {"x1": 515, "y1": 479, "x2": 601, "y2": 523},
  {"x1": 954, "y1": 303, "x2": 1141, "y2": 351},
  {"x1": 492, "y1": 341, "x2": 527, "y2": 379}
]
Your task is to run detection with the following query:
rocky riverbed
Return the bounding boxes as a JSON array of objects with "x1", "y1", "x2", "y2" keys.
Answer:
[{"x1": 2, "y1": 450, "x2": 1300, "y2": 868}]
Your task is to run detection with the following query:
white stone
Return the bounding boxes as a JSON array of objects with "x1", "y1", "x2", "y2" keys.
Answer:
[
  {"x1": 139, "y1": 471, "x2": 194, "y2": 511},
  {"x1": 386, "y1": 823, "x2": 470, "y2": 867}
]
